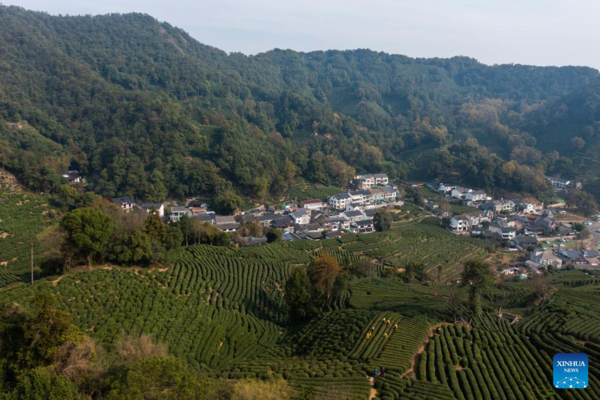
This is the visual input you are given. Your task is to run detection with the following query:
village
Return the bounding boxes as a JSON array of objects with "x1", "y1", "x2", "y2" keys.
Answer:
[
  {"x1": 63, "y1": 169, "x2": 600, "y2": 276},
  {"x1": 423, "y1": 179, "x2": 600, "y2": 276},
  {"x1": 105, "y1": 173, "x2": 401, "y2": 243}
]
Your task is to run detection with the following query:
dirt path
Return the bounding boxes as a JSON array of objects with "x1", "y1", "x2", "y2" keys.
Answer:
[
  {"x1": 400, "y1": 322, "x2": 453, "y2": 379},
  {"x1": 369, "y1": 386, "x2": 377, "y2": 400},
  {"x1": 52, "y1": 275, "x2": 65, "y2": 286}
]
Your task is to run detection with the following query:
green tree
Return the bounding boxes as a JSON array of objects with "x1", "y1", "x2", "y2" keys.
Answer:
[
  {"x1": 266, "y1": 228, "x2": 282, "y2": 243},
  {"x1": 60, "y1": 208, "x2": 114, "y2": 267},
  {"x1": 461, "y1": 259, "x2": 495, "y2": 319},
  {"x1": 252, "y1": 176, "x2": 269, "y2": 200},
  {"x1": 144, "y1": 213, "x2": 168, "y2": 243},
  {"x1": 403, "y1": 261, "x2": 429, "y2": 283},
  {"x1": 108, "y1": 231, "x2": 154, "y2": 266},
  {"x1": 284, "y1": 267, "x2": 312, "y2": 320},
  {"x1": 165, "y1": 226, "x2": 183, "y2": 250},
  {"x1": 0, "y1": 294, "x2": 81, "y2": 385},
  {"x1": 177, "y1": 215, "x2": 194, "y2": 246},
  {"x1": 104, "y1": 357, "x2": 211, "y2": 400},
  {"x1": 307, "y1": 254, "x2": 341, "y2": 303},
  {"x1": 212, "y1": 191, "x2": 243, "y2": 215},
  {"x1": 8, "y1": 367, "x2": 80, "y2": 400},
  {"x1": 373, "y1": 211, "x2": 393, "y2": 232}
]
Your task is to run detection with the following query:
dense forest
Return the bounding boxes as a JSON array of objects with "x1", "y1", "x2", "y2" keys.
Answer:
[{"x1": 1, "y1": 5, "x2": 600, "y2": 204}]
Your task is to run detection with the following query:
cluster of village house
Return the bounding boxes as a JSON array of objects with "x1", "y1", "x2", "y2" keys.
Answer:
[
  {"x1": 430, "y1": 181, "x2": 599, "y2": 273},
  {"x1": 108, "y1": 174, "x2": 402, "y2": 244},
  {"x1": 66, "y1": 169, "x2": 597, "y2": 272}
]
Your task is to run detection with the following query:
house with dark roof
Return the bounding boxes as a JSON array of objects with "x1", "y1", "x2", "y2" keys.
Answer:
[
  {"x1": 246, "y1": 236, "x2": 268, "y2": 246},
  {"x1": 531, "y1": 249, "x2": 563, "y2": 268},
  {"x1": 534, "y1": 216, "x2": 556, "y2": 235},
  {"x1": 329, "y1": 193, "x2": 352, "y2": 210},
  {"x1": 217, "y1": 223, "x2": 240, "y2": 232},
  {"x1": 169, "y1": 206, "x2": 192, "y2": 222},
  {"x1": 62, "y1": 170, "x2": 82, "y2": 185},
  {"x1": 270, "y1": 216, "x2": 295, "y2": 233},
  {"x1": 342, "y1": 210, "x2": 365, "y2": 223},
  {"x1": 449, "y1": 215, "x2": 470, "y2": 234},
  {"x1": 325, "y1": 231, "x2": 344, "y2": 239},
  {"x1": 111, "y1": 196, "x2": 135, "y2": 211},
  {"x1": 510, "y1": 235, "x2": 539, "y2": 251},
  {"x1": 352, "y1": 219, "x2": 375, "y2": 233},
  {"x1": 290, "y1": 208, "x2": 311, "y2": 225},
  {"x1": 282, "y1": 232, "x2": 302, "y2": 241},
  {"x1": 255, "y1": 213, "x2": 278, "y2": 227}
]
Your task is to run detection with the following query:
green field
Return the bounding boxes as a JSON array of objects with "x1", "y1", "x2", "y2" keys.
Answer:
[
  {"x1": 0, "y1": 188, "x2": 57, "y2": 287},
  {"x1": 340, "y1": 218, "x2": 489, "y2": 281},
  {"x1": 2, "y1": 219, "x2": 600, "y2": 399}
]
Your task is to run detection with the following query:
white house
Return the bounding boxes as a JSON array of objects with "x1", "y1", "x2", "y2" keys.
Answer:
[
  {"x1": 449, "y1": 215, "x2": 471, "y2": 234},
  {"x1": 438, "y1": 183, "x2": 459, "y2": 194},
  {"x1": 531, "y1": 249, "x2": 563, "y2": 268},
  {"x1": 521, "y1": 197, "x2": 543, "y2": 213},
  {"x1": 353, "y1": 219, "x2": 375, "y2": 233},
  {"x1": 62, "y1": 170, "x2": 82, "y2": 185},
  {"x1": 465, "y1": 190, "x2": 486, "y2": 202},
  {"x1": 111, "y1": 196, "x2": 135, "y2": 211},
  {"x1": 369, "y1": 187, "x2": 385, "y2": 204},
  {"x1": 356, "y1": 173, "x2": 388, "y2": 189},
  {"x1": 451, "y1": 187, "x2": 472, "y2": 199},
  {"x1": 342, "y1": 210, "x2": 365, "y2": 223},
  {"x1": 329, "y1": 193, "x2": 352, "y2": 210},
  {"x1": 140, "y1": 202, "x2": 165, "y2": 218},
  {"x1": 301, "y1": 199, "x2": 324, "y2": 210},
  {"x1": 170, "y1": 206, "x2": 191, "y2": 223},
  {"x1": 290, "y1": 209, "x2": 311, "y2": 225},
  {"x1": 547, "y1": 176, "x2": 580, "y2": 190},
  {"x1": 381, "y1": 187, "x2": 399, "y2": 202}
]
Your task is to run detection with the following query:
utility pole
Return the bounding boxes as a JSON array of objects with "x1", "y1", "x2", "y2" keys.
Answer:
[{"x1": 30, "y1": 241, "x2": 34, "y2": 285}]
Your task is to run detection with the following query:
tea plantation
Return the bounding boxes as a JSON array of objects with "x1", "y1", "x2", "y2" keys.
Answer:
[
  {"x1": 340, "y1": 218, "x2": 489, "y2": 281},
  {"x1": 2, "y1": 221, "x2": 600, "y2": 399},
  {"x1": 0, "y1": 188, "x2": 57, "y2": 287}
]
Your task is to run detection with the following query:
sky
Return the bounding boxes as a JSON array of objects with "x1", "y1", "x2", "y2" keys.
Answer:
[{"x1": 5, "y1": 0, "x2": 600, "y2": 70}]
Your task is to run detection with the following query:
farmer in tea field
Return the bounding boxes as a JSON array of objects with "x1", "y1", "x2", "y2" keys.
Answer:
[
  {"x1": 380, "y1": 366, "x2": 386, "y2": 376},
  {"x1": 373, "y1": 367, "x2": 378, "y2": 377},
  {"x1": 394, "y1": 323, "x2": 399, "y2": 329},
  {"x1": 371, "y1": 325, "x2": 375, "y2": 332},
  {"x1": 384, "y1": 333, "x2": 388, "y2": 339}
]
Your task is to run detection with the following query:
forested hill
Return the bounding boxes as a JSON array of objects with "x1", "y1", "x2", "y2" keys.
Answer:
[{"x1": 1, "y1": 5, "x2": 599, "y2": 204}]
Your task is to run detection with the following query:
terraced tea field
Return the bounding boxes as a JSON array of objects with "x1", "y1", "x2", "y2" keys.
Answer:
[
  {"x1": 0, "y1": 189, "x2": 57, "y2": 287},
  {"x1": 2, "y1": 215, "x2": 599, "y2": 399},
  {"x1": 340, "y1": 218, "x2": 489, "y2": 281},
  {"x1": 414, "y1": 314, "x2": 600, "y2": 400}
]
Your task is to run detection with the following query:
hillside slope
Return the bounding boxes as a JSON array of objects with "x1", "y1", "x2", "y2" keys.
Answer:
[{"x1": 1, "y1": 5, "x2": 599, "y2": 202}]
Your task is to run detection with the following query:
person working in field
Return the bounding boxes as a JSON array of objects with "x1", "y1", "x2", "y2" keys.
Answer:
[
  {"x1": 394, "y1": 323, "x2": 399, "y2": 329},
  {"x1": 384, "y1": 333, "x2": 388, "y2": 339}
]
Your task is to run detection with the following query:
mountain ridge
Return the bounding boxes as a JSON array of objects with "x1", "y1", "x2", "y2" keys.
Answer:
[{"x1": 1, "y1": 5, "x2": 599, "y2": 203}]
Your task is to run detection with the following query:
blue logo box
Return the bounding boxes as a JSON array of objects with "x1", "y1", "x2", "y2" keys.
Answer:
[{"x1": 554, "y1": 353, "x2": 588, "y2": 389}]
